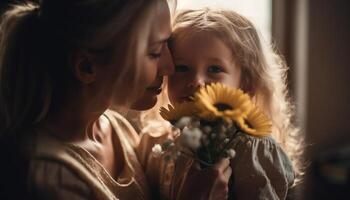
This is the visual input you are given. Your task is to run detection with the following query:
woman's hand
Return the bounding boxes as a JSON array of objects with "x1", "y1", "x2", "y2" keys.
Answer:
[{"x1": 180, "y1": 158, "x2": 232, "y2": 200}]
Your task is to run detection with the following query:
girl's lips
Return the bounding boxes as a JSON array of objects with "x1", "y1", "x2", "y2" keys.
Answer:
[{"x1": 181, "y1": 96, "x2": 193, "y2": 102}]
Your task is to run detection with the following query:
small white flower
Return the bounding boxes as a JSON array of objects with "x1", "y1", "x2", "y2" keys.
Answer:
[
  {"x1": 227, "y1": 149, "x2": 236, "y2": 158},
  {"x1": 152, "y1": 144, "x2": 163, "y2": 158},
  {"x1": 246, "y1": 141, "x2": 252, "y2": 147},
  {"x1": 181, "y1": 127, "x2": 203, "y2": 150},
  {"x1": 223, "y1": 138, "x2": 230, "y2": 144},
  {"x1": 175, "y1": 116, "x2": 191, "y2": 129}
]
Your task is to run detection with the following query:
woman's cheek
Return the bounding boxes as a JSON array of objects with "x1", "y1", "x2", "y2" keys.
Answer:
[{"x1": 142, "y1": 58, "x2": 158, "y2": 86}]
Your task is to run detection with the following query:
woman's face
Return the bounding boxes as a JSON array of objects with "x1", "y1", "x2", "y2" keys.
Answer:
[
  {"x1": 168, "y1": 31, "x2": 241, "y2": 104},
  {"x1": 131, "y1": 1, "x2": 174, "y2": 110}
]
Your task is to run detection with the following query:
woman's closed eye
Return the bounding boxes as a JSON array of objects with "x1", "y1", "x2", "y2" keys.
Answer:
[
  {"x1": 149, "y1": 52, "x2": 161, "y2": 60},
  {"x1": 175, "y1": 65, "x2": 190, "y2": 73},
  {"x1": 207, "y1": 65, "x2": 225, "y2": 73}
]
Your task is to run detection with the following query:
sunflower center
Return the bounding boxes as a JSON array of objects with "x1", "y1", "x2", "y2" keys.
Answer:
[
  {"x1": 214, "y1": 103, "x2": 233, "y2": 111},
  {"x1": 244, "y1": 119, "x2": 254, "y2": 129}
]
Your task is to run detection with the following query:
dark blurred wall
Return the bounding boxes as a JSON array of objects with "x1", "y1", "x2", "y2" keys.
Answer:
[
  {"x1": 0, "y1": 0, "x2": 13, "y2": 13},
  {"x1": 273, "y1": 0, "x2": 350, "y2": 199},
  {"x1": 306, "y1": 0, "x2": 350, "y2": 158},
  {"x1": 303, "y1": 0, "x2": 350, "y2": 199}
]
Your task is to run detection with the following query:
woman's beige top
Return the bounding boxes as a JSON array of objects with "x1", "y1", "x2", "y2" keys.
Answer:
[
  {"x1": 138, "y1": 121, "x2": 295, "y2": 200},
  {"x1": 137, "y1": 121, "x2": 175, "y2": 199},
  {"x1": 27, "y1": 110, "x2": 151, "y2": 200}
]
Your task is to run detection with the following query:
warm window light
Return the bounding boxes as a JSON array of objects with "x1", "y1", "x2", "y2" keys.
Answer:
[{"x1": 176, "y1": 0, "x2": 272, "y2": 42}]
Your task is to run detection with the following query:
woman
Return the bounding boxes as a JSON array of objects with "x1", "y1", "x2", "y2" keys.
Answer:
[
  {"x1": 0, "y1": 0, "x2": 168, "y2": 199},
  {"x1": 0, "y1": 0, "x2": 230, "y2": 199}
]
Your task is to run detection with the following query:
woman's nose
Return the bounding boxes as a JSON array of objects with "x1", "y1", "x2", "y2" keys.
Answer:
[{"x1": 158, "y1": 43, "x2": 174, "y2": 76}]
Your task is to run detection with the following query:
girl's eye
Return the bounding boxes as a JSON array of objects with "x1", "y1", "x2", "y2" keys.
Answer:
[
  {"x1": 175, "y1": 65, "x2": 189, "y2": 73},
  {"x1": 149, "y1": 53, "x2": 161, "y2": 60},
  {"x1": 208, "y1": 65, "x2": 224, "y2": 73}
]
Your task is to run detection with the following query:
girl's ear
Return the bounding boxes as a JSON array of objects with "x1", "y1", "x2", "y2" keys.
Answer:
[{"x1": 70, "y1": 50, "x2": 97, "y2": 84}]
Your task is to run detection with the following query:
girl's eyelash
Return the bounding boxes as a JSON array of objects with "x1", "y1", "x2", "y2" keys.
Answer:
[{"x1": 208, "y1": 65, "x2": 225, "y2": 73}]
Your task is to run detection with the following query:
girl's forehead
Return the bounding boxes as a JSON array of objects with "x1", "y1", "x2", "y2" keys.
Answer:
[
  {"x1": 173, "y1": 31, "x2": 231, "y2": 52},
  {"x1": 173, "y1": 28, "x2": 228, "y2": 45}
]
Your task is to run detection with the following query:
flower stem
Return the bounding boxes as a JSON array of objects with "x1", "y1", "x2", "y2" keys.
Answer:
[
  {"x1": 180, "y1": 150, "x2": 212, "y2": 167},
  {"x1": 217, "y1": 129, "x2": 240, "y2": 158}
]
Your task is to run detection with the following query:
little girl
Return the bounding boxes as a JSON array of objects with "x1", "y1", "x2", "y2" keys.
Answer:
[{"x1": 138, "y1": 8, "x2": 303, "y2": 199}]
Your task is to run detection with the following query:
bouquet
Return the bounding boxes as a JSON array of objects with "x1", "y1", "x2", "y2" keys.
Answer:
[{"x1": 152, "y1": 82, "x2": 272, "y2": 168}]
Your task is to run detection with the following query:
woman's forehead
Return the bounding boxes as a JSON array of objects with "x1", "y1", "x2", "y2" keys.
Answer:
[{"x1": 149, "y1": 1, "x2": 172, "y2": 43}]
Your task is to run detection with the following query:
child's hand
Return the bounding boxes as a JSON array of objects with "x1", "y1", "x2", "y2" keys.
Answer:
[
  {"x1": 180, "y1": 158, "x2": 232, "y2": 200},
  {"x1": 208, "y1": 158, "x2": 232, "y2": 200}
]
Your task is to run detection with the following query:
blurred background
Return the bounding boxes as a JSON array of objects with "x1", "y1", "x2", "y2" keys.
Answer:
[{"x1": 1, "y1": 0, "x2": 349, "y2": 199}]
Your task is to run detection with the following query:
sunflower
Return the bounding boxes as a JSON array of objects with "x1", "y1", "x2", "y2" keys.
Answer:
[
  {"x1": 236, "y1": 106, "x2": 272, "y2": 137},
  {"x1": 160, "y1": 102, "x2": 197, "y2": 122},
  {"x1": 194, "y1": 83, "x2": 253, "y2": 122}
]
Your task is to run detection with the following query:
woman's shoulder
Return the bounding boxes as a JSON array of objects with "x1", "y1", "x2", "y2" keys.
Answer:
[
  {"x1": 26, "y1": 131, "x2": 116, "y2": 199},
  {"x1": 27, "y1": 158, "x2": 93, "y2": 199},
  {"x1": 27, "y1": 131, "x2": 91, "y2": 178},
  {"x1": 104, "y1": 109, "x2": 133, "y2": 128},
  {"x1": 138, "y1": 120, "x2": 175, "y2": 157},
  {"x1": 104, "y1": 109, "x2": 140, "y2": 148},
  {"x1": 140, "y1": 120, "x2": 173, "y2": 138},
  {"x1": 25, "y1": 132, "x2": 96, "y2": 199}
]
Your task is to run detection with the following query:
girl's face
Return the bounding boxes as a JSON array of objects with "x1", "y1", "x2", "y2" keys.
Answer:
[{"x1": 168, "y1": 31, "x2": 241, "y2": 104}]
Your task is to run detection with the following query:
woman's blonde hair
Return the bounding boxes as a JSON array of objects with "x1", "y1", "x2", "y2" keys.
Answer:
[
  {"x1": 169, "y1": 8, "x2": 304, "y2": 183},
  {"x1": 0, "y1": 0, "x2": 162, "y2": 136}
]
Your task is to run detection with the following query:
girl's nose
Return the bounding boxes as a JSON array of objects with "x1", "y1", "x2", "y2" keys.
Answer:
[{"x1": 187, "y1": 75, "x2": 206, "y2": 89}]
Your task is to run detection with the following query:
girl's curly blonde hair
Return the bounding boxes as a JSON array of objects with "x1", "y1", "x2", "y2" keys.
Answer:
[{"x1": 168, "y1": 8, "x2": 304, "y2": 183}]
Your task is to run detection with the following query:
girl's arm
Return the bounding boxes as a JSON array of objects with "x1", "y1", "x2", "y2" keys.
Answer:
[{"x1": 230, "y1": 135, "x2": 295, "y2": 199}]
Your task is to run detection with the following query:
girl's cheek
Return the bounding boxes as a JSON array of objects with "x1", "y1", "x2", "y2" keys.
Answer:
[{"x1": 167, "y1": 86, "x2": 178, "y2": 104}]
